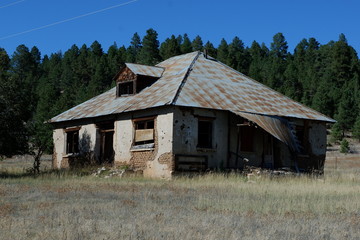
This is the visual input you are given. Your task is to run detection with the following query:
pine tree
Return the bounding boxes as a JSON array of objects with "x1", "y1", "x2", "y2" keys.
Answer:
[
  {"x1": 159, "y1": 35, "x2": 181, "y2": 60},
  {"x1": 0, "y1": 48, "x2": 28, "y2": 157},
  {"x1": 248, "y1": 41, "x2": 266, "y2": 83},
  {"x1": 227, "y1": 36, "x2": 250, "y2": 74},
  {"x1": 204, "y1": 41, "x2": 217, "y2": 57},
  {"x1": 352, "y1": 116, "x2": 360, "y2": 142},
  {"x1": 264, "y1": 33, "x2": 288, "y2": 90},
  {"x1": 126, "y1": 32, "x2": 142, "y2": 63},
  {"x1": 330, "y1": 122, "x2": 342, "y2": 143},
  {"x1": 217, "y1": 38, "x2": 229, "y2": 63},
  {"x1": 180, "y1": 34, "x2": 192, "y2": 54},
  {"x1": 335, "y1": 84, "x2": 358, "y2": 135},
  {"x1": 191, "y1": 35, "x2": 203, "y2": 51},
  {"x1": 138, "y1": 28, "x2": 161, "y2": 65}
]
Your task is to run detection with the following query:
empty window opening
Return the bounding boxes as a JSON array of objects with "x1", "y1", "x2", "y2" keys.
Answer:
[
  {"x1": 97, "y1": 121, "x2": 115, "y2": 164},
  {"x1": 117, "y1": 81, "x2": 134, "y2": 96},
  {"x1": 197, "y1": 119, "x2": 213, "y2": 148},
  {"x1": 134, "y1": 118, "x2": 155, "y2": 146},
  {"x1": 240, "y1": 126, "x2": 254, "y2": 152},
  {"x1": 66, "y1": 129, "x2": 79, "y2": 154}
]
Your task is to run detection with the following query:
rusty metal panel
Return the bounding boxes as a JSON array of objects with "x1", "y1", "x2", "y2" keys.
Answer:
[{"x1": 125, "y1": 63, "x2": 164, "y2": 78}]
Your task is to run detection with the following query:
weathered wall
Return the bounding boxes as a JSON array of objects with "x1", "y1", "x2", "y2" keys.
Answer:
[
  {"x1": 53, "y1": 128, "x2": 65, "y2": 168},
  {"x1": 113, "y1": 107, "x2": 174, "y2": 178},
  {"x1": 173, "y1": 107, "x2": 228, "y2": 169},
  {"x1": 52, "y1": 124, "x2": 98, "y2": 169}
]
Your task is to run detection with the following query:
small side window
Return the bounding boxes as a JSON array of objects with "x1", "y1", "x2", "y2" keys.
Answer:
[
  {"x1": 197, "y1": 119, "x2": 213, "y2": 148},
  {"x1": 133, "y1": 118, "x2": 155, "y2": 146},
  {"x1": 66, "y1": 129, "x2": 79, "y2": 154},
  {"x1": 117, "y1": 81, "x2": 134, "y2": 97}
]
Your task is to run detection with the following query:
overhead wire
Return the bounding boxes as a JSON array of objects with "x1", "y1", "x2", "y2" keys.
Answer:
[
  {"x1": 0, "y1": 0, "x2": 25, "y2": 9},
  {"x1": 0, "y1": 0, "x2": 138, "y2": 40}
]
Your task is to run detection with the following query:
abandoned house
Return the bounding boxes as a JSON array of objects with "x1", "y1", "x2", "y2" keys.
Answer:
[{"x1": 50, "y1": 51, "x2": 335, "y2": 178}]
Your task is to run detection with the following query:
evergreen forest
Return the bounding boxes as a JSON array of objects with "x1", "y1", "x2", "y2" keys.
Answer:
[{"x1": 1, "y1": 28, "x2": 359, "y2": 158}]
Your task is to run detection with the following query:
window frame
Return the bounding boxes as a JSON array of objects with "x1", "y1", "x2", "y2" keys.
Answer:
[
  {"x1": 117, "y1": 80, "x2": 135, "y2": 97},
  {"x1": 197, "y1": 117, "x2": 214, "y2": 149},
  {"x1": 133, "y1": 117, "x2": 156, "y2": 147},
  {"x1": 65, "y1": 127, "x2": 80, "y2": 155}
]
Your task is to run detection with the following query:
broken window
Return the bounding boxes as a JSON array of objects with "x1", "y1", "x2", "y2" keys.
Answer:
[
  {"x1": 240, "y1": 126, "x2": 254, "y2": 152},
  {"x1": 117, "y1": 81, "x2": 134, "y2": 97},
  {"x1": 197, "y1": 118, "x2": 213, "y2": 148},
  {"x1": 133, "y1": 117, "x2": 155, "y2": 146},
  {"x1": 66, "y1": 129, "x2": 79, "y2": 154}
]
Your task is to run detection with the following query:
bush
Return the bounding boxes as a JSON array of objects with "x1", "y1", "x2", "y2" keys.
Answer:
[
  {"x1": 330, "y1": 122, "x2": 342, "y2": 143},
  {"x1": 340, "y1": 139, "x2": 350, "y2": 153}
]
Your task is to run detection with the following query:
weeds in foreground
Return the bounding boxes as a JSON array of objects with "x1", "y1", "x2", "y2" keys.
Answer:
[{"x1": 0, "y1": 167, "x2": 359, "y2": 240}]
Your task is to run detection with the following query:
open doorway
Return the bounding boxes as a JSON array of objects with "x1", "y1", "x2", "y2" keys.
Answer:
[{"x1": 97, "y1": 122, "x2": 115, "y2": 164}]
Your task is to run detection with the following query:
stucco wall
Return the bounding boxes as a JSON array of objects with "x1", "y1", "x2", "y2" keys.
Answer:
[
  {"x1": 173, "y1": 107, "x2": 228, "y2": 169},
  {"x1": 53, "y1": 128, "x2": 65, "y2": 168},
  {"x1": 113, "y1": 108, "x2": 174, "y2": 179},
  {"x1": 52, "y1": 124, "x2": 97, "y2": 168}
]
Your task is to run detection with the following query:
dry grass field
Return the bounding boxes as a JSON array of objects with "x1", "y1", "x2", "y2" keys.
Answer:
[{"x1": 1, "y1": 148, "x2": 359, "y2": 240}]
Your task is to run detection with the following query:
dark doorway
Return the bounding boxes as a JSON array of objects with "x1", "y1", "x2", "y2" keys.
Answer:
[{"x1": 97, "y1": 122, "x2": 115, "y2": 164}]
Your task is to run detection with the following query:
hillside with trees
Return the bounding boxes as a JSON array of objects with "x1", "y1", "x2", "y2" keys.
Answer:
[{"x1": 1, "y1": 29, "x2": 359, "y2": 158}]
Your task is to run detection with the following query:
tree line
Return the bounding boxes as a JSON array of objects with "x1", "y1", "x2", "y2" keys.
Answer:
[{"x1": 1, "y1": 28, "x2": 359, "y2": 159}]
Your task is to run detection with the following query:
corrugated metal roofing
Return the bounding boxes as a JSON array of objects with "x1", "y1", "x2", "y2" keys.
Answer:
[
  {"x1": 50, "y1": 51, "x2": 335, "y2": 123},
  {"x1": 125, "y1": 63, "x2": 164, "y2": 78}
]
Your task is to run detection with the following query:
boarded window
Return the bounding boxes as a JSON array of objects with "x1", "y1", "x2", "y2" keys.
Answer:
[
  {"x1": 66, "y1": 129, "x2": 79, "y2": 154},
  {"x1": 117, "y1": 81, "x2": 134, "y2": 96},
  {"x1": 134, "y1": 118, "x2": 155, "y2": 146},
  {"x1": 197, "y1": 119, "x2": 213, "y2": 148},
  {"x1": 240, "y1": 126, "x2": 254, "y2": 152}
]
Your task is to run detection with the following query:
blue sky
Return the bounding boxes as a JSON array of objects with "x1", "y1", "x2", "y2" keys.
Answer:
[{"x1": 0, "y1": 0, "x2": 359, "y2": 57}]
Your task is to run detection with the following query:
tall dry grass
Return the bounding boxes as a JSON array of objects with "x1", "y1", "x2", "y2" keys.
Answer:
[{"x1": 0, "y1": 166, "x2": 359, "y2": 240}]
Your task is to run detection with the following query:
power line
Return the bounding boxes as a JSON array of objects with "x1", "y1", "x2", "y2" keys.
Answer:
[
  {"x1": 0, "y1": 0, "x2": 25, "y2": 9},
  {"x1": 0, "y1": 0, "x2": 138, "y2": 40}
]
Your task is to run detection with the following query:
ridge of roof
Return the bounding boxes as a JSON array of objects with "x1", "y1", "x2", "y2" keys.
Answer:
[{"x1": 170, "y1": 51, "x2": 201, "y2": 105}]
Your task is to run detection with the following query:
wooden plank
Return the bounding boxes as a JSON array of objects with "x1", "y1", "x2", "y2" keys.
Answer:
[{"x1": 135, "y1": 129, "x2": 154, "y2": 142}]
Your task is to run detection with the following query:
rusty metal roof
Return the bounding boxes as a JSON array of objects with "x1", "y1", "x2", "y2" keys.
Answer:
[
  {"x1": 51, "y1": 51, "x2": 335, "y2": 123},
  {"x1": 125, "y1": 63, "x2": 164, "y2": 78}
]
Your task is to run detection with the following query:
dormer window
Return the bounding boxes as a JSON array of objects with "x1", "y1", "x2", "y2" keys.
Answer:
[
  {"x1": 114, "y1": 63, "x2": 165, "y2": 98},
  {"x1": 117, "y1": 81, "x2": 134, "y2": 97}
]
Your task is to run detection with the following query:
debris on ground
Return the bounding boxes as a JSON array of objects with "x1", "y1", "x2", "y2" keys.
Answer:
[{"x1": 91, "y1": 167, "x2": 142, "y2": 178}]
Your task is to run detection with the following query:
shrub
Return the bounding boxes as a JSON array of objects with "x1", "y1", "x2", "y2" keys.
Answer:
[
  {"x1": 340, "y1": 139, "x2": 350, "y2": 153},
  {"x1": 330, "y1": 122, "x2": 342, "y2": 143}
]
